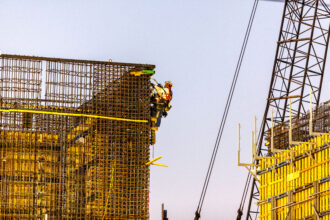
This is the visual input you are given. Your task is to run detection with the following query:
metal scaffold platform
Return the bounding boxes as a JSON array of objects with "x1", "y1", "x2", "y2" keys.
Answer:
[{"x1": 0, "y1": 54, "x2": 155, "y2": 219}]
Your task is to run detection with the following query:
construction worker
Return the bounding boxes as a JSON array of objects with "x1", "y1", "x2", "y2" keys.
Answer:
[{"x1": 151, "y1": 80, "x2": 173, "y2": 130}]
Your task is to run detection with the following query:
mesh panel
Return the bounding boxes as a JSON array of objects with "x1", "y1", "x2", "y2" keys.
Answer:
[
  {"x1": 0, "y1": 55, "x2": 154, "y2": 219},
  {"x1": 265, "y1": 102, "x2": 330, "y2": 151}
]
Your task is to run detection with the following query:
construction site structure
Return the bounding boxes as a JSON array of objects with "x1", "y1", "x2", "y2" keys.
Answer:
[
  {"x1": 241, "y1": 1, "x2": 330, "y2": 218},
  {"x1": 0, "y1": 54, "x2": 155, "y2": 219},
  {"x1": 239, "y1": 101, "x2": 330, "y2": 219},
  {"x1": 194, "y1": 0, "x2": 330, "y2": 218},
  {"x1": 258, "y1": 102, "x2": 330, "y2": 219}
]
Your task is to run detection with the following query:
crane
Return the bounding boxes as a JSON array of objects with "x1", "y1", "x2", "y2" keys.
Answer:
[
  {"x1": 239, "y1": 0, "x2": 330, "y2": 219},
  {"x1": 194, "y1": 0, "x2": 330, "y2": 219}
]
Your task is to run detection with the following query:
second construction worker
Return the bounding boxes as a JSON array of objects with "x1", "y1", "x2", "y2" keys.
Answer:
[{"x1": 151, "y1": 80, "x2": 173, "y2": 130}]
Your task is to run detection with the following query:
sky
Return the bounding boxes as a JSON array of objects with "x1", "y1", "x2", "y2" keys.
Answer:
[{"x1": 0, "y1": 0, "x2": 329, "y2": 219}]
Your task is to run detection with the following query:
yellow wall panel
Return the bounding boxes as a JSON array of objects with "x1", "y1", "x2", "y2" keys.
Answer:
[{"x1": 258, "y1": 132, "x2": 330, "y2": 219}]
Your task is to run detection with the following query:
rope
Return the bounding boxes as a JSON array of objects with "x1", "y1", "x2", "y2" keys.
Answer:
[
  {"x1": 194, "y1": 0, "x2": 260, "y2": 219},
  {"x1": 0, "y1": 108, "x2": 148, "y2": 123}
]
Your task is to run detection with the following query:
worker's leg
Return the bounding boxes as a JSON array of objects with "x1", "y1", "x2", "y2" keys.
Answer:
[
  {"x1": 151, "y1": 105, "x2": 158, "y2": 121},
  {"x1": 151, "y1": 105, "x2": 157, "y2": 116},
  {"x1": 151, "y1": 105, "x2": 159, "y2": 130},
  {"x1": 155, "y1": 110, "x2": 163, "y2": 127},
  {"x1": 151, "y1": 109, "x2": 157, "y2": 134}
]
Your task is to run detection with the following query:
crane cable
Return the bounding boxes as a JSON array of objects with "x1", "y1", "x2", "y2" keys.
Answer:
[
  {"x1": 194, "y1": 0, "x2": 260, "y2": 219},
  {"x1": 237, "y1": 3, "x2": 294, "y2": 218}
]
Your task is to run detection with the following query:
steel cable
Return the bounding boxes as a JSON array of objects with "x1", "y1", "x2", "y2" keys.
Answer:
[
  {"x1": 194, "y1": 0, "x2": 260, "y2": 219},
  {"x1": 238, "y1": 2, "x2": 302, "y2": 218}
]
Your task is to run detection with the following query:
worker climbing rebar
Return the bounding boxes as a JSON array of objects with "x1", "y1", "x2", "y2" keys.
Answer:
[{"x1": 150, "y1": 79, "x2": 173, "y2": 130}]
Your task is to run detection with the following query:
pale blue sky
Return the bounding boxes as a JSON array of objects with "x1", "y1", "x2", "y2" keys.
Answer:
[{"x1": 0, "y1": 1, "x2": 329, "y2": 219}]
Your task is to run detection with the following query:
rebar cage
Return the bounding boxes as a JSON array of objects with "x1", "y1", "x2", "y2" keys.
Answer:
[
  {"x1": 0, "y1": 54, "x2": 155, "y2": 219},
  {"x1": 266, "y1": 102, "x2": 330, "y2": 150}
]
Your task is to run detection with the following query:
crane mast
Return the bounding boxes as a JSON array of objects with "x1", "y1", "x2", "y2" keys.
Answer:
[{"x1": 244, "y1": 0, "x2": 330, "y2": 219}]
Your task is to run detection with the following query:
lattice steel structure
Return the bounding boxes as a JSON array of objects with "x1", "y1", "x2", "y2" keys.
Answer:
[
  {"x1": 0, "y1": 54, "x2": 155, "y2": 219},
  {"x1": 244, "y1": 1, "x2": 330, "y2": 219}
]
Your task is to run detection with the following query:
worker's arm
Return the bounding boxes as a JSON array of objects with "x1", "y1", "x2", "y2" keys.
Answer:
[
  {"x1": 165, "y1": 104, "x2": 172, "y2": 112},
  {"x1": 154, "y1": 85, "x2": 165, "y2": 97}
]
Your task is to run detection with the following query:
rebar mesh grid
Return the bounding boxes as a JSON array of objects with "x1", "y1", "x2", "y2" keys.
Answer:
[
  {"x1": 266, "y1": 101, "x2": 330, "y2": 151},
  {"x1": 0, "y1": 54, "x2": 155, "y2": 219}
]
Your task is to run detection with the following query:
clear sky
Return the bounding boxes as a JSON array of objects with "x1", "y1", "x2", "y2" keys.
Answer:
[{"x1": 0, "y1": 0, "x2": 329, "y2": 219}]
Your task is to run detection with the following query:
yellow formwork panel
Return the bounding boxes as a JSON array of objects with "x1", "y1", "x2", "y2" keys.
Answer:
[
  {"x1": 67, "y1": 118, "x2": 93, "y2": 142},
  {"x1": 259, "y1": 132, "x2": 330, "y2": 220},
  {"x1": 65, "y1": 127, "x2": 150, "y2": 220},
  {"x1": 0, "y1": 131, "x2": 58, "y2": 145},
  {"x1": 0, "y1": 143, "x2": 61, "y2": 218}
]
